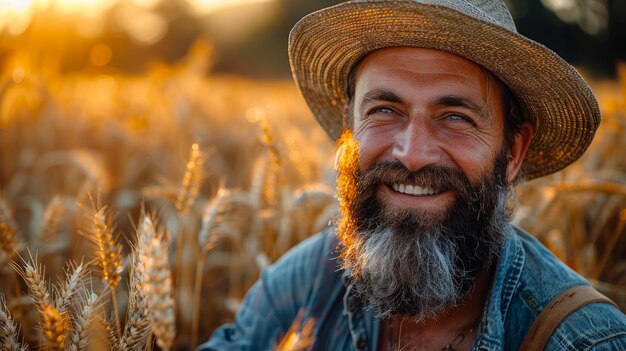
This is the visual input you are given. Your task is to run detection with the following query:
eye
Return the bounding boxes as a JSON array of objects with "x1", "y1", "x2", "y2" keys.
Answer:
[
  {"x1": 369, "y1": 106, "x2": 396, "y2": 115},
  {"x1": 361, "y1": 106, "x2": 400, "y2": 123},
  {"x1": 445, "y1": 113, "x2": 477, "y2": 127}
]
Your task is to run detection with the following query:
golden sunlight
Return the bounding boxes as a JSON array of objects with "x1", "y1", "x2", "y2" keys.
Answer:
[
  {"x1": 1, "y1": 0, "x2": 36, "y2": 35},
  {"x1": 0, "y1": 0, "x2": 114, "y2": 35},
  {"x1": 186, "y1": 0, "x2": 276, "y2": 16},
  {"x1": 2, "y1": 0, "x2": 35, "y2": 11},
  {"x1": 53, "y1": 0, "x2": 114, "y2": 16},
  {"x1": 0, "y1": 0, "x2": 114, "y2": 16}
]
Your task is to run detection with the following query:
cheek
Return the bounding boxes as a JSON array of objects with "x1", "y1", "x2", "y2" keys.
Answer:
[
  {"x1": 438, "y1": 128, "x2": 504, "y2": 175},
  {"x1": 354, "y1": 130, "x2": 394, "y2": 168},
  {"x1": 450, "y1": 147, "x2": 499, "y2": 184}
]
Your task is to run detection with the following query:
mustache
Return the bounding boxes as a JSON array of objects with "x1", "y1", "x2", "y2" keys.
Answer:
[{"x1": 356, "y1": 161, "x2": 473, "y2": 198}]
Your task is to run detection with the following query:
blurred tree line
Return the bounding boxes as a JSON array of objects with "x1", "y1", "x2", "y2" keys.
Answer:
[
  {"x1": 2, "y1": 0, "x2": 624, "y2": 79},
  {"x1": 202, "y1": 0, "x2": 626, "y2": 78}
]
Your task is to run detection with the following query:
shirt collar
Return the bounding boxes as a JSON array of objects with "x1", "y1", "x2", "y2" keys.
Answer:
[{"x1": 473, "y1": 225, "x2": 525, "y2": 350}]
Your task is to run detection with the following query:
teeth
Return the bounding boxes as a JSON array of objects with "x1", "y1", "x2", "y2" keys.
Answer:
[{"x1": 392, "y1": 183, "x2": 437, "y2": 196}]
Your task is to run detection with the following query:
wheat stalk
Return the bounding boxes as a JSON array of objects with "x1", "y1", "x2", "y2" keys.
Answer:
[
  {"x1": 176, "y1": 143, "x2": 206, "y2": 215},
  {"x1": 55, "y1": 262, "x2": 86, "y2": 313},
  {"x1": 0, "y1": 222, "x2": 17, "y2": 268},
  {"x1": 83, "y1": 204, "x2": 123, "y2": 337},
  {"x1": 34, "y1": 149, "x2": 111, "y2": 201},
  {"x1": 136, "y1": 215, "x2": 176, "y2": 351},
  {"x1": 115, "y1": 257, "x2": 151, "y2": 351},
  {"x1": 250, "y1": 122, "x2": 282, "y2": 213},
  {"x1": 86, "y1": 206, "x2": 123, "y2": 290},
  {"x1": 0, "y1": 293, "x2": 28, "y2": 351},
  {"x1": 12, "y1": 254, "x2": 52, "y2": 309},
  {"x1": 0, "y1": 196, "x2": 18, "y2": 267},
  {"x1": 198, "y1": 187, "x2": 228, "y2": 252},
  {"x1": 67, "y1": 292, "x2": 99, "y2": 351},
  {"x1": 173, "y1": 143, "x2": 207, "y2": 325},
  {"x1": 40, "y1": 304, "x2": 71, "y2": 351},
  {"x1": 259, "y1": 118, "x2": 281, "y2": 208},
  {"x1": 275, "y1": 310, "x2": 316, "y2": 351},
  {"x1": 556, "y1": 182, "x2": 626, "y2": 197},
  {"x1": 191, "y1": 186, "x2": 228, "y2": 348},
  {"x1": 39, "y1": 196, "x2": 66, "y2": 244},
  {"x1": 595, "y1": 209, "x2": 626, "y2": 277},
  {"x1": 12, "y1": 255, "x2": 79, "y2": 350},
  {"x1": 277, "y1": 185, "x2": 335, "y2": 256}
]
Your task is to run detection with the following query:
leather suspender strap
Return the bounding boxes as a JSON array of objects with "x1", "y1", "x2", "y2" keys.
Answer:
[{"x1": 519, "y1": 285, "x2": 618, "y2": 351}]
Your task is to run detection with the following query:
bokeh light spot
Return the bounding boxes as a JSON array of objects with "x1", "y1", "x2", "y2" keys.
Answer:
[
  {"x1": 117, "y1": 4, "x2": 167, "y2": 45},
  {"x1": 90, "y1": 43, "x2": 113, "y2": 67},
  {"x1": 12, "y1": 67, "x2": 26, "y2": 83},
  {"x1": 246, "y1": 107, "x2": 266, "y2": 123},
  {"x1": 2, "y1": 0, "x2": 33, "y2": 11},
  {"x1": 53, "y1": 0, "x2": 114, "y2": 16},
  {"x1": 1, "y1": 0, "x2": 35, "y2": 35},
  {"x1": 131, "y1": 0, "x2": 160, "y2": 8},
  {"x1": 187, "y1": 0, "x2": 276, "y2": 16}
]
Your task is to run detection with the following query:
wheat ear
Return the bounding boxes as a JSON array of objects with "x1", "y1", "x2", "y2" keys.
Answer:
[
  {"x1": 39, "y1": 196, "x2": 66, "y2": 243},
  {"x1": 67, "y1": 292, "x2": 99, "y2": 351},
  {"x1": 55, "y1": 261, "x2": 86, "y2": 313},
  {"x1": 191, "y1": 187, "x2": 228, "y2": 348},
  {"x1": 116, "y1": 256, "x2": 151, "y2": 351},
  {"x1": 12, "y1": 254, "x2": 52, "y2": 309},
  {"x1": 198, "y1": 187, "x2": 228, "y2": 252},
  {"x1": 176, "y1": 143, "x2": 206, "y2": 215},
  {"x1": 89, "y1": 207, "x2": 123, "y2": 290},
  {"x1": 0, "y1": 222, "x2": 17, "y2": 268},
  {"x1": 12, "y1": 255, "x2": 72, "y2": 350},
  {"x1": 137, "y1": 215, "x2": 176, "y2": 351},
  {"x1": 174, "y1": 143, "x2": 206, "y2": 336},
  {"x1": 257, "y1": 118, "x2": 281, "y2": 207},
  {"x1": 0, "y1": 293, "x2": 28, "y2": 351},
  {"x1": 40, "y1": 304, "x2": 71, "y2": 351},
  {"x1": 0, "y1": 196, "x2": 18, "y2": 267},
  {"x1": 85, "y1": 205, "x2": 123, "y2": 337}
]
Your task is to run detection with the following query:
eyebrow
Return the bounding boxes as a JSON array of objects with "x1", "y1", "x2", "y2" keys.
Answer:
[
  {"x1": 437, "y1": 95, "x2": 486, "y2": 118},
  {"x1": 361, "y1": 90, "x2": 404, "y2": 105}
]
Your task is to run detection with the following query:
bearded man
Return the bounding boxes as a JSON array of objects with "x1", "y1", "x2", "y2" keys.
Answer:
[{"x1": 198, "y1": 1, "x2": 626, "y2": 350}]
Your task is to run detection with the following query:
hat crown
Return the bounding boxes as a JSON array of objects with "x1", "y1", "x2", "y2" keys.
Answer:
[{"x1": 355, "y1": 0, "x2": 517, "y2": 31}]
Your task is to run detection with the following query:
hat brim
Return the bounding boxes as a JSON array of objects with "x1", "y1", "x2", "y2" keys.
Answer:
[{"x1": 288, "y1": 1, "x2": 600, "y2": 180}]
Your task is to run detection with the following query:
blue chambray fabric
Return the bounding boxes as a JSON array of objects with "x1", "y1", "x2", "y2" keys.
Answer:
[{"x1": 197, "y1": 225, "x2": 626, "y2": 350}]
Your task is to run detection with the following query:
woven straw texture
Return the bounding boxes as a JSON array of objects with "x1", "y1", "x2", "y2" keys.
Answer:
[{"x1": 288, "y1": 0, "x2": 601, "y2": 180}]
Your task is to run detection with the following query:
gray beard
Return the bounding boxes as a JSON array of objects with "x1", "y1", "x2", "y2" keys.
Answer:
[
  {"x1": 344, "y1": 192, "x2": 510, "y2": 322},
  {"x1": 345, "y1": 189, "x2": 510, "y2": 321}
]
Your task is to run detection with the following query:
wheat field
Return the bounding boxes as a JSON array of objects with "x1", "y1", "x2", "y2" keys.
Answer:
[{"x1": 1, "y1": 41, "x2": 625, "y2": 350}]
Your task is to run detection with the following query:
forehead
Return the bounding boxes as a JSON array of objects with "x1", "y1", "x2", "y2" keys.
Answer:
[{"x1": 352, "y1": 47, "x2": 504, "y2": 98}]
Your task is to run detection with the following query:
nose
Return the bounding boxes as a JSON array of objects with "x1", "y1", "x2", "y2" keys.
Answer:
[{"x1": 391, "y1": 122, "x2": 442, "y2": 172}]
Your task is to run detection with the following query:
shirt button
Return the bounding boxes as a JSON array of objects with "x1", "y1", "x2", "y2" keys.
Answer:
[{"x1": 356, "y1": 338, "x2": 367, "y2": 349}]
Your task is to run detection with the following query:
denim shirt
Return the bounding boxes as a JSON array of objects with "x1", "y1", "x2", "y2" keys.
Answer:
[{"x1": 198, "y1": 225, "x2": 626, "y2": 350}]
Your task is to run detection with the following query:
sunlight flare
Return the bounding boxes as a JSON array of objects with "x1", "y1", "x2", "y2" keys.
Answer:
[{"x1": 187, "y1": 0, "x2": 276, "y2": 16}]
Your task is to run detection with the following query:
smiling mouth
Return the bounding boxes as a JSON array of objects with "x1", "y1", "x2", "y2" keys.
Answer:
[{"x1": 391, "y1": 183, "x2": 440, "y2": 196}]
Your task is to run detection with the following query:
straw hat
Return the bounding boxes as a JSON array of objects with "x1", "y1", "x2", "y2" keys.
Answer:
[{"x1": 288, "y1": 0, "x2": 600, "y2": 180}]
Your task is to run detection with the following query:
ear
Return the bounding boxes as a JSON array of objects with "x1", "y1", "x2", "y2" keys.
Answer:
[
  {"x1": 342, "y1": 104, "x2": 351, "y2": 129},
  {"x1": 506, "y1": 121, "x2": 535, "y2": 182}
]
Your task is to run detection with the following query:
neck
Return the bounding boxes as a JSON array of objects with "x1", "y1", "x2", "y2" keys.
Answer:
[{"x1": 378, "y1": 263, "x2": 495, "y2": 351}]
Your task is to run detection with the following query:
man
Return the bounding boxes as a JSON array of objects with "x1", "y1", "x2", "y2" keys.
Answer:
[{"x1": 199, "y1": 1, "x2": 626, "y2": 350}]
